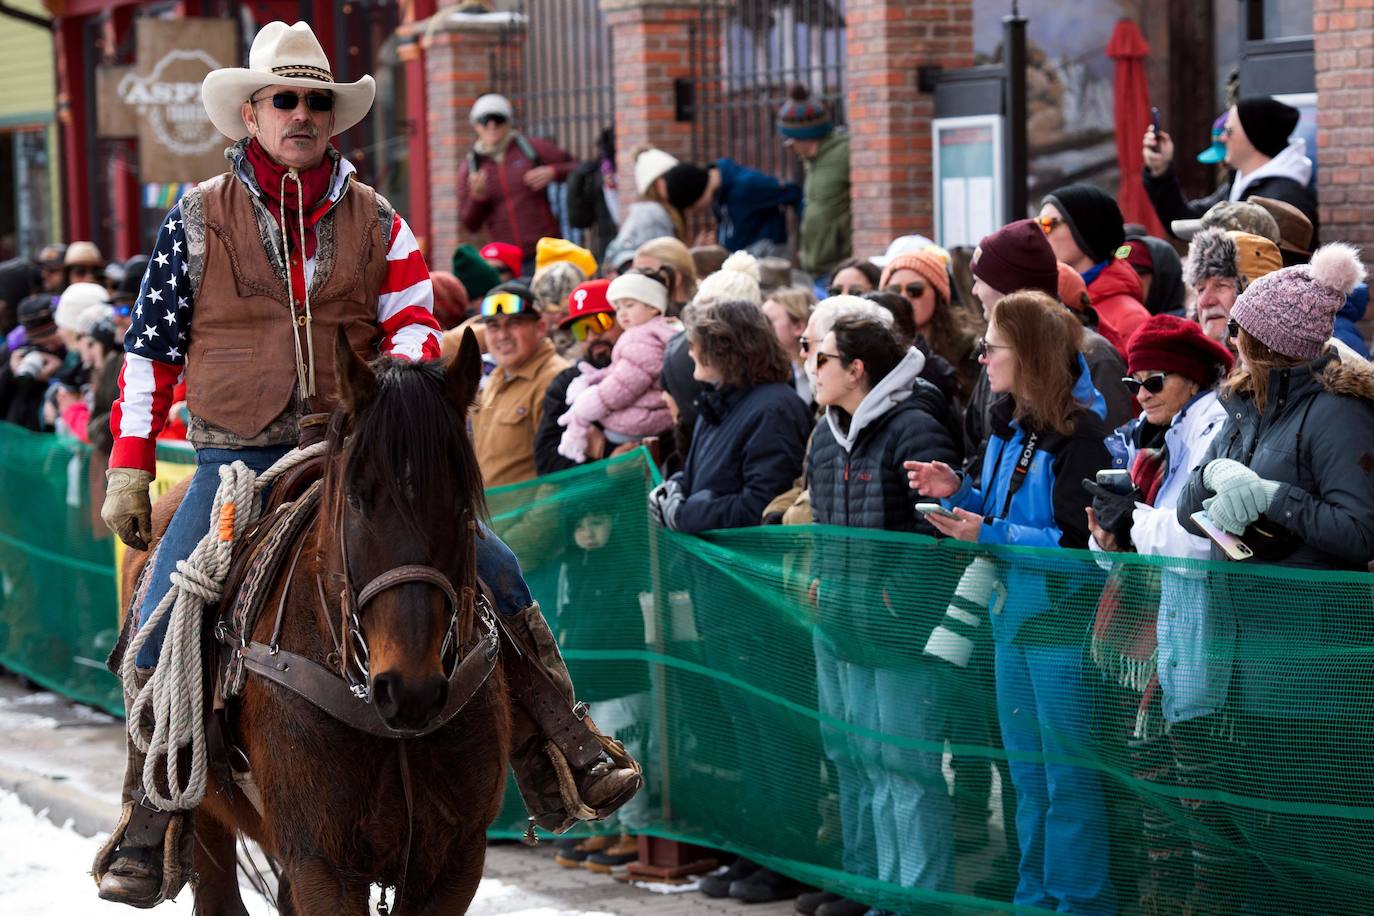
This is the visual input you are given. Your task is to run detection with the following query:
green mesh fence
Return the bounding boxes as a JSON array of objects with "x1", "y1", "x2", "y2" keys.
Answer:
[{"x1": 5, "y1": 425, "x2": 1374, "y2": 914}]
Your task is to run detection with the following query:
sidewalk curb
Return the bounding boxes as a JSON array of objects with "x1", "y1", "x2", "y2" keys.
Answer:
[{"x1": 0, "y1": 763, "x2": 115, "y2": 839}]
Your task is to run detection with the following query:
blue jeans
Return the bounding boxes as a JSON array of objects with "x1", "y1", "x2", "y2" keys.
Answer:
[
  {"x1": 136, "y1": 447, "x2": 533, "y2": 667},
  {"x1": 814, "y1": 631, "x2": 879, "y2": 877},
  {"x1": 867, "y1": 663, "x2": 953, "y2": 892},
  {"x1": 995, "y1": 642, "x2": 1116, "y2": 914}
]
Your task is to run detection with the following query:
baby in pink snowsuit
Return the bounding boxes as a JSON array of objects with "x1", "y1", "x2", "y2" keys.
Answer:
[{"x1": 558, "y1": 270, "x2": 678, "y2": 462}]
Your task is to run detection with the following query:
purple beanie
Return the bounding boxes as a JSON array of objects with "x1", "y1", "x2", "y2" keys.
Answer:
[{"x1": 1229, "y1": 242, "x2": 1367, "y2": 361}]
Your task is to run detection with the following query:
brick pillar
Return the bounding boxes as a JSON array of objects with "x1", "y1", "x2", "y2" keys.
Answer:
[
  {"x1": 845, "y1": 0, "x2": 974, "y2": 256},
  {"x1": 600, "y1": 0, "x2": 720, "y2": 218},
  {"x1": 1314, "y1": 0, "x2": 1374, "y2": 252},
  {"x1": 423, "y1": 12, "x2": 526, "y2": 265}
]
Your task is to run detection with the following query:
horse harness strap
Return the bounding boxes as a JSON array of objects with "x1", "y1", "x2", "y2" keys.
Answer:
[{"x1": 235, "y1": 607, "x2": 498, "y2": 739}]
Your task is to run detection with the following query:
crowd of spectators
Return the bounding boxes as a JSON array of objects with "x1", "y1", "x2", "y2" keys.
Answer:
[{"x1": 10, "y1": 85, "x2": 1373, "y2": 915}]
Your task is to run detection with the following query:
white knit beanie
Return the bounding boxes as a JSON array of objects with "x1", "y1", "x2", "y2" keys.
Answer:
[
  {"x1": 55, "y1": 282, "x2": 110, "y2": 332},
  {"x1": 634, "y1": 148, "x2": 679, "y2": 197},
  {"x1": 607, "y1": 272, "x2": 669, "y2": 314},
  {"x1": 469, "y1": 93, "x2": 514, "y2": 125},
  {"x1": 693, "y1": 251, "x2": 762, "y2": 306}
]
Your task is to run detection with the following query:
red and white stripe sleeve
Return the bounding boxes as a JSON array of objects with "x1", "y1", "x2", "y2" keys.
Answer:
[
  {"x1": 377, "y1": 212, "x2": 442, "y2": 362},
  {"x1": 109, "y1": 353, "x2": 184, "y2": 473}
]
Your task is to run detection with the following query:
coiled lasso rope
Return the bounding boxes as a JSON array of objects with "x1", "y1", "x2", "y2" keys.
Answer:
[{"x1": 121, "y1": 441, "x2": 329, "y2": 810}]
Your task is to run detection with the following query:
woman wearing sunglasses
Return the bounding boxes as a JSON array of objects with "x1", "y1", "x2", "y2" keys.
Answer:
[
  {"x1": 878, "y1": 249, "x2": 979, "y2": 405},
  {"x1": 1083, "y1": 314, "x2": 1233, "y2": 914},
  {"x1": 906, "y1": 290, "x2": 1116, "y2": 915},
  {"x1": 807, "y1": 316, "x2": 962, "y2": 915},
  {"x1": 459, "y1": 93, "x2": 575, "y2": 275}
]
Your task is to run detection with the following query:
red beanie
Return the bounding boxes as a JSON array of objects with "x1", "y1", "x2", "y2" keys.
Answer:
[
  {"x1": 1127, "y1": 313, "x2": 1234, "y2": 387},
  {"x1": 429, "y1": 271, "x2": 469, "y2": 329},
  {"x1": 971, "y1": 219, "x2": 1059, "y2": 299}
]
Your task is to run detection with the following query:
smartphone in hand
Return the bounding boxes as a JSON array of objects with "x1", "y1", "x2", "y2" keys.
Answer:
[
  {"x1": 1149, "y1": 107, "x2": 1162, "y2": 150},
  {"x1": 916, "y1": 502, "x2": 957, "y2": 520}
]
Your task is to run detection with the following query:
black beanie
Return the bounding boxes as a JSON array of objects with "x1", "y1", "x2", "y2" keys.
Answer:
[
  {"x1": 663, "y1": 163, "x2": 712, "y2": 212},
  {"x1": 1236, "y1": 96, "x2": 1300, "y2": 159},
  {"x1": 1043, "y1": 183, "x2": 1126, "y2": 264}
]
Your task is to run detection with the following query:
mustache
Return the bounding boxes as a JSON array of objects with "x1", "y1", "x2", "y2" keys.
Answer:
[{"x1": 284, "y1": 123, "x2": 319, "y2": 140}]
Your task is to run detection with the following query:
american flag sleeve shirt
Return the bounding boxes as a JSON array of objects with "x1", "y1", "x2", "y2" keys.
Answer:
[{"x1": 110, "y1": 202, "x2": 443, "y2": 474}]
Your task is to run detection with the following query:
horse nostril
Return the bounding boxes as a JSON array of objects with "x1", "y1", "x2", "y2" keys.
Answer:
[
  {"x1": 424, "y1": 674, "x2": 448, "y2": 717},
  {"x1": 373, "y1": 673, "x2": 399, "y2": 719}
]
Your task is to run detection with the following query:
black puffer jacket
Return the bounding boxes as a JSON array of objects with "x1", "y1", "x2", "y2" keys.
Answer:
[
  {"x1": 809, "y1": 349, "x2": 962, "y2": 531},
  {"x1": 1177, "y1": 349, "x2": 1374, "y2": 716},
  {"x1": 1144, "y1": 163, "x2": 1319, "y2": 245},
  {"x1": 808, "y1": 349, "x2": 963, "y2": 666}
]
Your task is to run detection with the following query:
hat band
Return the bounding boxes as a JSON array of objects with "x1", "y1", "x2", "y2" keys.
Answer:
[{"x1": 271, "y1": 64, "x2": 334, "y2": 83}]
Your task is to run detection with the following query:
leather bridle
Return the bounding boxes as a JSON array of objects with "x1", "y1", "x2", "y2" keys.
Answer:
[{"x1": 333, "y1": 508, "x2": 469, "y2": 702}]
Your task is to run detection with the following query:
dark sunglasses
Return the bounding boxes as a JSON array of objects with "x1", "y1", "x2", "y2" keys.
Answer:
[
  {"x1": 253, "y1": 90, "x2": 335, "y2": 112},
  {"x1": 886, "y1": 281, "x2": 926, "y2": 299},
  {"x1": 799, "y1": 336, "x2": 812, "y2": 355},
  {"x1": 477, "y1": 114, "x2": 509, "y2": 127},
  {"x1": 974, "y1": 338, "x2": 1011, "y2": 360},
  {"x1": 1227, "y1": 318, "x2": 1241, "y2": 340},
  {"x1": 827, "y1": 284, "x2": 869, "y2": 297},
  {"x1": 1122, "y1": 373, "x2": 1169, "y2": 396},
  {"x1": 814, "y1": 351, "x2": 847, "y2": 370}
]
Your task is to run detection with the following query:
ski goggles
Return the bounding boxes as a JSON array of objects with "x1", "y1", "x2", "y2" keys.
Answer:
[
  {"x1": 479, "y1": 291, "x2": 538, "y2": 319},
  {"x1": 568, "y1": 311, "x2": 615, "y2": 341}
]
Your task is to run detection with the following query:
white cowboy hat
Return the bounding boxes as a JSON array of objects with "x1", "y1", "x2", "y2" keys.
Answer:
[{"x1": 201, "y1": 21, "x2": 375, "y2": 141}]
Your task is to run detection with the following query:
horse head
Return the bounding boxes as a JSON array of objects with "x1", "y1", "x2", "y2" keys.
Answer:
[{"x1": 324, "y1": 328, "x2": 486, "y2": 731}]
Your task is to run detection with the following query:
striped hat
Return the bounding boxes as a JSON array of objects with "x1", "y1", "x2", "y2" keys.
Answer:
[{"x1": 777, "y1": 85, "x2": 833, "y2": 141}]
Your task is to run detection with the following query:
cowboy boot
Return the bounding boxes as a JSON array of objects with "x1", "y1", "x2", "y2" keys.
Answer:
[
  {"x1": 502, "y1": 602, "x2": 642, "y2": 835},
  {"x1": 92, "y1": 668, "x2": 192, "y2": 908}
]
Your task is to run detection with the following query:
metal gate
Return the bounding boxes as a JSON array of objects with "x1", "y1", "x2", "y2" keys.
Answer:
[
  {"x1": 682, "y1": 0, "x2": 847, "y2": 180},
  {"x1": 491, "y1": 0, "x2": 616, "y2": 162}
]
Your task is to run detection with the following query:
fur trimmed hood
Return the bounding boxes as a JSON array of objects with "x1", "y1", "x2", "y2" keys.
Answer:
[{"x1": 1319, "y1": 346, "x2": 1374, "y2": 404}]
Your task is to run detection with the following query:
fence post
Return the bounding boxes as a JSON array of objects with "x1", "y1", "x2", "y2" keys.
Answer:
[
  {"x1": 599, "y1": 0, "x2": 724, "y2": 221},
  {"x1": 421, "y1": 10, "x2": 529, "y2": 263},
  {"x1": 845, "y1": 0, "x2": 975, "y2": 254}
]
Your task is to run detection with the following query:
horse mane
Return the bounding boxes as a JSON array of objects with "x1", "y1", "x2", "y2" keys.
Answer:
[{"x1": 323, "y1": 357, "x2": 487, "y2": 544}]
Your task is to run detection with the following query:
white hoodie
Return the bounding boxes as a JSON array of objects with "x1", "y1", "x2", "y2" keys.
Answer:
[{"x1": 1229, "y1": 138, "x2": 1313, "y2": 202}]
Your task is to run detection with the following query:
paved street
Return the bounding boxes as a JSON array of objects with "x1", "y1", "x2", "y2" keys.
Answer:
[{"x1": 0, "y1": 674, "x2": 796, "y2": 915}]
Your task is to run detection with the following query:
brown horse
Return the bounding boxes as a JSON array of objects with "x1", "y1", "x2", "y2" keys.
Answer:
[{"x1": 126, "y1": 331, "x2": 511, "y2": 915}]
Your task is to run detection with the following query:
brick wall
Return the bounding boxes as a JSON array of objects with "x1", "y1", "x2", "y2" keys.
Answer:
[
  {"x1": 1314, "y1": 0, "x2": 1374, "y2": 252},
  {"x1": 845, "y1": 0, "x2": 974, "y2": 259},
  {"x1": 424, "y1": 18, "x2": 525, "y2": 263},
  {"x1": 600, "y1": 0, "x2": 718, "y2": 218}
]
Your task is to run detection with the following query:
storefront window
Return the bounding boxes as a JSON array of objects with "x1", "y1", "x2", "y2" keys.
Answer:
[
  {"x1": 1261, "y1": 0, "x2": 1313, "y2": 39},
  {"x1": 0, "y1": 128, "x2": 53, "y2": 260}
]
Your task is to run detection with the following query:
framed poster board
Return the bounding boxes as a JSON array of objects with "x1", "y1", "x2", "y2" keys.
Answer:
[{"x1": 933, "y1": 114, "x2": 1003, "y2": 250}]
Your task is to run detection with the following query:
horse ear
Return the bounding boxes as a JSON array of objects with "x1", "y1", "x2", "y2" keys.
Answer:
[
  {"x1": 335, "y1": 327, "x2": 376, "y2": 412},
  {"x1": 445, "y1": 327, "x2": 482, "y2": 414}
]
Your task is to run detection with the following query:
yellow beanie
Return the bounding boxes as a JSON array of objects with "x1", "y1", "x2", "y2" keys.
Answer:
[{"x1": 535, "y1": 237, "x2": 597, "y2": 279}]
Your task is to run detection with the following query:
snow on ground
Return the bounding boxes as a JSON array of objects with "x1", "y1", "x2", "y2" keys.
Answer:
[{"x1": 0, "y1": 790, "x2": 618, "y2": 916}]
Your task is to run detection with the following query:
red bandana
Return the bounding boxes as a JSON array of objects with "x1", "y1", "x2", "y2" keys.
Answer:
[{"x1": 244, "y1": 138, "x2": 335, "y2": 259}]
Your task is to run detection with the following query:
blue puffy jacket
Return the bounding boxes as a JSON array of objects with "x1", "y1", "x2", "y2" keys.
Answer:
[
  {"x1": 712, "y1": 158, "x2": 802, "y2": 254},
  {"x1": 944, "y1": 357, "x2": 1111, "y2": 643}
]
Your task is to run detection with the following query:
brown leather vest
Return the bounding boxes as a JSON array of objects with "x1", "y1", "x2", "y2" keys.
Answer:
[{"x1": 186, "y1": 173, "x2": 387, "y2": 439}]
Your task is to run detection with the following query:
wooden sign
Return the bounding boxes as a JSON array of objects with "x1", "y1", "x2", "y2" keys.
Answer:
[
  {"x1": 95, "y1": 65, "x2": 137, "y2": 138},
  {"x1": 119, "y1": 19, "x2": 239, "y2": 183}
]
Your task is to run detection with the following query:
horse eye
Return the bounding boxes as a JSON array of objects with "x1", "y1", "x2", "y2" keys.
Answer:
[{"x1": 346, "y1": 492, "x2": 362, "y2": 512}]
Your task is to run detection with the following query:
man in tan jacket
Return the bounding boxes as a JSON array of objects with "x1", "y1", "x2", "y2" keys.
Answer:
[{"x1": 470, "y1": 282, "x2": 569, "y2": 487}]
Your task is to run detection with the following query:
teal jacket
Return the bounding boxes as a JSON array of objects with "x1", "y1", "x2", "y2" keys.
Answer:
[{"x1": 798, "y1": 132, "x2": 852, "y2": 277}]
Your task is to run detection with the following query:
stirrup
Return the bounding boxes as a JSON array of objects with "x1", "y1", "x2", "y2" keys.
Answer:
[{"x1": 92, "y1": 794, "x2": 192, "y2": 908}]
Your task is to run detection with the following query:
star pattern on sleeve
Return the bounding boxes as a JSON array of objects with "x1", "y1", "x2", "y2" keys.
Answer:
[{"x1": 125, "y1": 202, "x2": 192, "y2": 367}]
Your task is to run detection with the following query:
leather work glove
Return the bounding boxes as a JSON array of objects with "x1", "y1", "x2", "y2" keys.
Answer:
[
  {"x1": 102, "y1": 468, "x2": 154, "y2": 550},
  {"x1": 1202, "y1": 458, "x2": 1281, "y2": 535}
]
